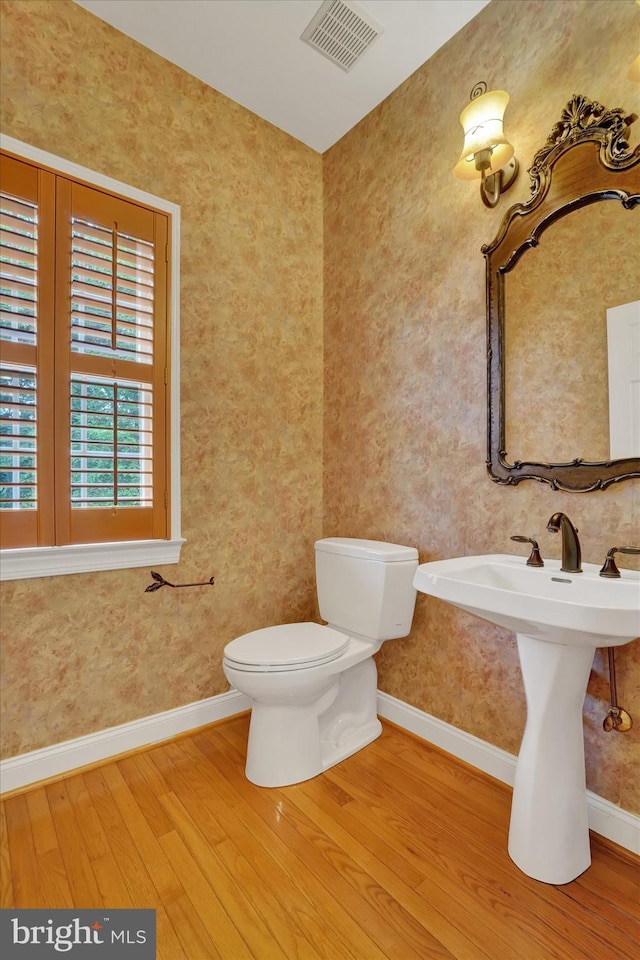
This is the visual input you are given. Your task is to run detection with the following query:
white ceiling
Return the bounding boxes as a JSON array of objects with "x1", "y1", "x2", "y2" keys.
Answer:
[{"x1": 74, "y1": 0, "x2": 490, "y2": 153}]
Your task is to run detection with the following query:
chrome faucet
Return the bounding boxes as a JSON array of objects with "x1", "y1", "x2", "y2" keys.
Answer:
[{"x1": 547, "y1": 512, "x2": 582, "y2": 573}]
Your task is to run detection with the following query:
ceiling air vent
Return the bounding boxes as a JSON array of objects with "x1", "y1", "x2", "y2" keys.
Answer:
[{"x1": 301, "y1": 0, "x2": 385, "y2": 72}]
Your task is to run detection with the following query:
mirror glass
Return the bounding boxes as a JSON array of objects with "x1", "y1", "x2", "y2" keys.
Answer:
[{"x1": 503, "y1": 200, "x2": 640, "y2": 464}]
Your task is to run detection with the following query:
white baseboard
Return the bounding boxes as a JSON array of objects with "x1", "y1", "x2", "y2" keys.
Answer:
[
  {"x1": 2, "y1": 688, "x2": 638, "y2": 858},
  {"x1": 377, "y1": 691, "x2": 640, "y2": 857},
  {"x1": 0, "y1": 689, "x2": 251, "y2": 795}
]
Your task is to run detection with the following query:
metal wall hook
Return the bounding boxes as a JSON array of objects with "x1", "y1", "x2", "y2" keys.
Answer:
[{"x1": 145, "y1": 571, "x2": 215, "y2": 593}]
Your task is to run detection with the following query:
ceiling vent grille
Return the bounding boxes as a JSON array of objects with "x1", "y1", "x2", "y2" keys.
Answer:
[{"x1": 301, "y1": 0, "x2": 385, "y2": 72}]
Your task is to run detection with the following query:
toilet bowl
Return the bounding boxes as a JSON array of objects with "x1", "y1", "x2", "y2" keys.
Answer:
[{"x1": 223, "y1": 538, "x2": 418, "y2": 787}]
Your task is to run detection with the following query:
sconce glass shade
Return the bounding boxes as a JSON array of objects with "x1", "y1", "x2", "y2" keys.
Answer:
[{"x1": 454, "y1": 89, "x2": 515, "y2": 180}]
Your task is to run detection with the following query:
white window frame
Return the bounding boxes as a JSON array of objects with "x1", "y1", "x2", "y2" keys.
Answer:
[{"x1": 0, "y1": 135, "x2": 184, "y2": 580}]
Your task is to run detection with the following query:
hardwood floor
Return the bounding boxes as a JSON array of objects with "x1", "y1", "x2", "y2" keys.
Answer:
[{"x1": 1, "y1": 714, "x2": 638, "y2": 959}]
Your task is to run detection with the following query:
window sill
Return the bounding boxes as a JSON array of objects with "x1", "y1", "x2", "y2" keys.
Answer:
[{"x1": 0, "y1": 538, "x2": 186, "y2": 581}]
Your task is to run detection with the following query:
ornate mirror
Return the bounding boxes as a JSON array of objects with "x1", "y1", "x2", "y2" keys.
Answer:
[{"x1": 483, "y1": 95, "x2": 640, "y2": 491}]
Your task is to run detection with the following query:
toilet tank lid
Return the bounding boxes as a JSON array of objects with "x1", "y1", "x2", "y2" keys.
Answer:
[{"x1": 315, "y1": 538, "x2": 418, "y2": 562}]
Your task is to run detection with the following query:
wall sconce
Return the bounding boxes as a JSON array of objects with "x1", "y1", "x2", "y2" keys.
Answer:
[{"x1": 454, "y1": 82, "x2": 519, "y2": 208}]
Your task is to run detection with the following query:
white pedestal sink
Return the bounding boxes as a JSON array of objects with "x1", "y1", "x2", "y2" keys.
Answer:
[{"x1": 413, "y1": 554, "x2": 640, "y2": 884}]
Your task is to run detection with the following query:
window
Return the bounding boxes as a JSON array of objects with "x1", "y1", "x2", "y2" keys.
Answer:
[{"x1": 0, "y1": 139, "x2": 182, "y2": 580}]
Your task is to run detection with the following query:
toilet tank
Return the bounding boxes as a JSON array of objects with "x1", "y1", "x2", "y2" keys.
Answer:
[{"x1": 315, "y1": 538, "x2": 419, "y2": 641}]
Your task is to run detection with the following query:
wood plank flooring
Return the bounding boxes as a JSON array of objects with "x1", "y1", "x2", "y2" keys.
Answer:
[{"x1": 1, "y1": 714, "x2": 638, "y2": 959}]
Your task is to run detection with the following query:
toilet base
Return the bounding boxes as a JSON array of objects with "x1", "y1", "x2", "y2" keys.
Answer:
[
  {"x1": 320, "y1": 717, "x2": 382, "y2": 774},
  {"x1": 245, "y1": 712, "x2": 382, "y2": 788},
  {"x1": 243, "y1": 656, "x2": 382, "y2": 788}
]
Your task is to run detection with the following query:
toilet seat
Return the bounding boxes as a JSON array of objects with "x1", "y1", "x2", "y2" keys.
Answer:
[{"x1": 223, "y1": 622, "x2": 350, "y2": 672}]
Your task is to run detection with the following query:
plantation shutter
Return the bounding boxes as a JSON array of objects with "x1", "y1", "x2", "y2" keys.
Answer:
[
  {"x1": 0, "y1": 151, "x2": 169, "y2": 549},
  {"x1": 0, "y1": 155, "x2": 55, "y2": 548},
  {"x1": 54, "y1": 180, "x2": 168, "y2": 545}
]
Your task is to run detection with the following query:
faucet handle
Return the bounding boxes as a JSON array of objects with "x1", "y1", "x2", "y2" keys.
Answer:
[
  {"x1": 510, "y1": 535, "x2": 544, "y2": 567},
  {"x1": 599, "y1": 546, "x2": 640, "y2": 579}
]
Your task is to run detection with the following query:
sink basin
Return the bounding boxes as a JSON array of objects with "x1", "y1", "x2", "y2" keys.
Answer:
[
  {"x1": 413, "y1": 552, "x2": 639, "y2": 884},
  {"x1": 413, "y1": 554, "x2": 640, "y2": 647}
]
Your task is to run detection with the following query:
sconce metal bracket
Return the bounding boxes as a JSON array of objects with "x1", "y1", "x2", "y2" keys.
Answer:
[{"x1": 481, "y1": 157, "x2": 519, "y2": 208}]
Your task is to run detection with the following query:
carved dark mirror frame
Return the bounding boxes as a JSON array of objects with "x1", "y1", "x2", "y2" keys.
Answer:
[{"x1": 483, "y1": 95, "x2": 640, "y2": 491}]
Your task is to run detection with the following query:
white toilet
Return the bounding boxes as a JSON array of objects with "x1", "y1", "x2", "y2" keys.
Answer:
[{"x1": 223, "y1": 537, "x2": 418, "y2": 787}]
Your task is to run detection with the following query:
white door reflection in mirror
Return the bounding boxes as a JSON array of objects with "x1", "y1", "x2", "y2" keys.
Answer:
[{"x1": 607, "y1": 300, "x2": 640, "y2": 459}]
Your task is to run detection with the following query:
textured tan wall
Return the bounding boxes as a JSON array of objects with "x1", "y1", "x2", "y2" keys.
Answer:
[
  {"x1": 0, "y1": 0, "x2": 323, "y2": 756},
  {"x1": 323, "y1": 0, "x2": 640, "y2": 812},
  {"x1": 1, "y1": 0, "x2": 639, "y2": 818}
]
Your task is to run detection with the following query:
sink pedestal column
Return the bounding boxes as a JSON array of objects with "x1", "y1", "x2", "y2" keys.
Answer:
[{"x1": 509, "y1": 633, "x2": 596, "y2": 884}]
